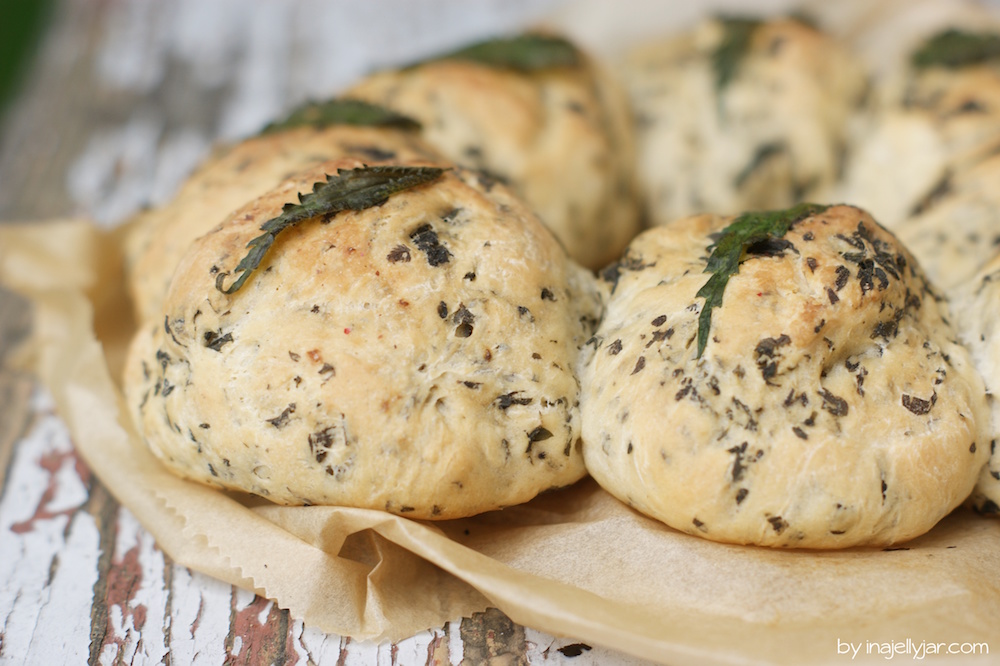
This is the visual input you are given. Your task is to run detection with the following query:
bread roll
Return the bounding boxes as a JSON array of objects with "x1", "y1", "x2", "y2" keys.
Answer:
[
  {"x1": 950, "y1": 253, "x2": 1000, "y2": 517},
  {"x1": 579, "y1": 204, "x2": 989, "y2": 547},
  {"x1": 345, "y1": 34, "x2": 641, "y2": 271},
  {"x1": 840, "y1": 27, "x2": 1000, "y2": 230},
  {"x1": 623, "y1": 17, "x2": 867, "y2": 225},
  {"x1": 124, "y1": 157, "x2": 601, "y2": 518},
  {"x1": 891, "y1": 150, "x2": 1000, "y2": 294}
]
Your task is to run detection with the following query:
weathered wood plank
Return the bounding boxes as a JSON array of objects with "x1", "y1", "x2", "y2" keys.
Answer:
[
  {"x1": 0, "y1": 390, "x2": 99, "y2": 664},
  {"x1": 166, "y1": 564, "x2": 233, "y2": 665},
  {"x1": 0, "y1": 286, "x2": 34, "y2": 498},
  {"x1": 93, "y1": 508, "x2": 170, "y2": 665}
]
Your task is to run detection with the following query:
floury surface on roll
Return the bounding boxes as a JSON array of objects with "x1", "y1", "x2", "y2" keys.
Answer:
[
  {"x1": 345, "y1": 34, "x2": 642, "y2": 271},
  {"x1": 840, "y1": 26, "x2": 1000, "y2": 233},
  {"x1": 950, "y1": 254, "x2": 1000, "y2": 517},
  {"x1": 124, "y1": 157, "x2": 602, "y2": 518},
  {"x1": 622, "y1": 16, "x2": 867, "y2": 226},
  {"x1": 579, "y1": 204, "x2": 989, "y2": 548}
]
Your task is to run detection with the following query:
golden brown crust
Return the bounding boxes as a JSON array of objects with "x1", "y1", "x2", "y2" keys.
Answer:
[
  {"x1": 580, "y1": 205, "x2": 989, "y2": 547},
  {"x1": 345, "y1": 51, "x2": 641, "y2": 271},
  {"x1": 125, "y1": 125, "x2": 443, "y2": 323},
  {"x1": 124, "y1": 157, "x2": 601, "y2": 518}
]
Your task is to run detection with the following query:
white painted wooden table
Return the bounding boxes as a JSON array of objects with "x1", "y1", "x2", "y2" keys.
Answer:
[{"x1": 0, "y1": 1, "x2": 658, "y2": 663}]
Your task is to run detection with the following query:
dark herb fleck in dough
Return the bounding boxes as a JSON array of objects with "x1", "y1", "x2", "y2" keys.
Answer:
[
  {"x1": 386, "y1": 245, "x2": 412, "y2": 263},
  {"x1": 607, "y1": 339, "x2": 623, "y2": 355},
  {"x1": 410, "y1": 224, "x2": 453, "y2": 266},
  {"x1": 767, "y1": 516, "x2": 788, "y2": 534},
  {"x1": 497, "y1": 392, "x2": 533, "y2": 410},
  {"x1": 901, "y1": 393, "x2": 936, "y2": 415},
  {"x1": 728, "y1": 442, "x2": 762, "y2": 483},
  {"x1": 453, "y1": 304, "x2": 475, "y2": 337},
  {"x1": 600, "y1": 254, "x2": 656, "y2": 294},
  {"x1": 204, "y1": 330, "x2": 234, "y2": 351},
  {"x1": 268, "y1": 403, "x2": 297, "y2": 428},
  {"x1": 834, "y1": 265, "x2": 850, "y2": 291},
  {"x1": 871, "y1": 319, "x2": 899, "y2": 341},
  {"x1": 528, "y1": 426, "x2": 554, "y2": 443},
  {"x1": 819, "y1": 389, "x2": 849, "y2": 417}
]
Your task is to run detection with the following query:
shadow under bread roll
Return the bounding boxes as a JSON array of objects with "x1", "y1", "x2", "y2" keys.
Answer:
[
  {"x1": 123, "y1": 157, "x2": 602, "y2": 518},
  {"x1": 125, "y1": 99, "x2": 443, "y2": 324},
  {"x1": 579, "y1": 204, "x2": 989, "y2": 548},
  {"x1": 345, "y1": 33, "x2": 642, "y2": 272}
]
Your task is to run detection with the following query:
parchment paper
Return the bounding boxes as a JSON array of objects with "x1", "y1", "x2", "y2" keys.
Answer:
[
  {"x1": 2, "y1": 215, "x2": 999, "y2": 666},
  {"x1": 4, "y1": 1, "x2": 1000, "y2": 662}
]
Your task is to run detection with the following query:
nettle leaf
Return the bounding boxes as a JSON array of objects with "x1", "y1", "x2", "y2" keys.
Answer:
[
  {"x1": 911, "y1": 29, "x2": 1000, "y2": 69},
  {"x1": 695, "y1": 203, "x2": 829, "y2": 358},
  {"x1": 215, "y1": 166, "x2": 446, "y2": 294},
  {"x1": 712, "y1": 17, "x2": 762, "y2": 95},
  {"x1": 261, "y1": 98, "x2": 421, "y2": 134},
  {"x1": 432, "y1": 33, "x2": 580, "y2": 72}
]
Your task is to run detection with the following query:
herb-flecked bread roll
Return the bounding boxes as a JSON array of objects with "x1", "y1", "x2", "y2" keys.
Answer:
[
  {"x1": 579, "y1": 204, "x2": 989, "y2": 548},
  {"x1": 623, "y1": 17, "x2": 867, "y2": 226},
  {"x1": 123, "y1": 157, "x2": 601, "y2": 518},
  {"x1": 890, "y1": 150, "x2": 1000, "y2": 294},
  {"x1": 344, "y1": 34, "x2": 642, "y2": 271},
  {"x1": 125, "y1": 102, "x2": 443, "y2": 323},
  {"x1": 840, "y1": 28, "x2": 1000, "y2": 230},
  {"x1": 950, "y1": 254, "x2": 1000, "y2": 517}
]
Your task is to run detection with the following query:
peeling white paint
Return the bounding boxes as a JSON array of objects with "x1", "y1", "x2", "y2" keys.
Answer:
[
  {"x1": 167, "y1": 566, "x2": 232, "y2": 664},
  {"x1": 447, "y1": 619, "x2": 464, "y2": 665},
  {"x1": 0, "y1": 401, "x2": 98, "y2": 665},
  {"x1": 292, "y1": 618, "x2": 348, "y2": 664},
  {"x1": 523, "y1": 627, "x2": 658, "y2": 665},
  {"x1": 101, "y1": 508, "x2": 170, "y2": 665}
]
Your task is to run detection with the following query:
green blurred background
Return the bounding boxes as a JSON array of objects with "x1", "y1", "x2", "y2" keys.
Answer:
[{"x1": 0, "y1": 0, "x2": 56, "y2": 122}]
